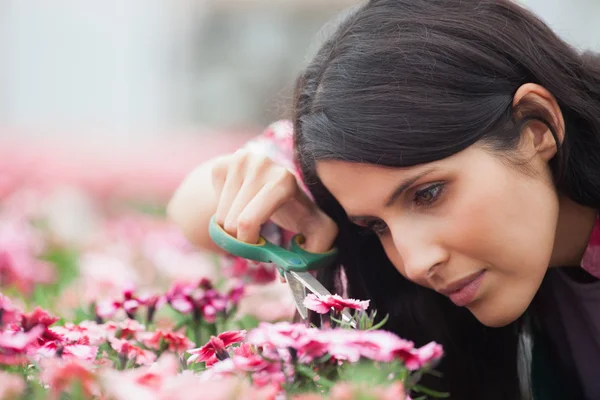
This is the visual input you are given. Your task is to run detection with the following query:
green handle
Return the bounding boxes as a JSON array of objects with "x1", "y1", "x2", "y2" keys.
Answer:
[{"x1": 208, "y1": 216, "x2": 337, "y2": 272}]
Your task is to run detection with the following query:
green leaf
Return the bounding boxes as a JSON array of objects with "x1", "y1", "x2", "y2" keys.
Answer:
[
  {"x1": 412, "y1": 384, "x2": 451, "y2": 398},
  {"x1": 367, "y1": 314, "x2": 390, "y2": 331}
]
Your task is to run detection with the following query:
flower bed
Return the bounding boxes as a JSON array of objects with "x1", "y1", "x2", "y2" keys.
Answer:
[{"x1": 0, "y1": 143, "x2": 447, "y2": 400}]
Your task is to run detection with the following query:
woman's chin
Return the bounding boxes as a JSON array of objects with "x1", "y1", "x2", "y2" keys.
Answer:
[{"x1": 468, "y1": 300, "x2": 527, "y2": 328}]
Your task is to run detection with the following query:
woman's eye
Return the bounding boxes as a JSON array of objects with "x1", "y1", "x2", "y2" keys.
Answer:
[
  {"x1": 366, "y1": 220, "x2": 389, "y2": 235},
  {"x1": 414, "y1": 183, "x2": 444, "y2": 207}
]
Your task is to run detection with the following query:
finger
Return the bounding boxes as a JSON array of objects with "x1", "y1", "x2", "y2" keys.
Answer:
[
  {"x1": 223, "y1": 179, "x2": 263, "y2": 240},
  {"x1": 214, "y1": 157, "x2": 246, "y2": 231},
  {"x1": 222, "y1": 156, "x2": 272, "y2": 239},
  {"x1": 210, "y1": 156, "x2": 229, "y2": 199},
  {"x1": 236, "y1": 172, "x2": 299, "y2": 244}
]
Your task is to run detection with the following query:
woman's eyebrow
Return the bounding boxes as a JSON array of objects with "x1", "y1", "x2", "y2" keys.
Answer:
[
  {"x1": 383, "y1": 168, "x2": 437, "y2": 207},
  {"x1": 348, "y1": 168, "x2": 437, "y2": 221}
]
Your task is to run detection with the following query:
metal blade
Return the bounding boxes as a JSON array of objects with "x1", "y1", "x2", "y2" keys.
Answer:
[
  {"x1": 284, "y1": 270, "x2": 308, "y2": 319},
  {"x1": 288, "y1": 271, "x2": 356, "y2": 328}
]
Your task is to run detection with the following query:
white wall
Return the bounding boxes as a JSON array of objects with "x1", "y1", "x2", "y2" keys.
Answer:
[
  {"x1": 518, "y1": 0, "x2": 600, "y2": 52},
  {"x1": 2, "y1": 1, "x2": 598, "y2": 141}
]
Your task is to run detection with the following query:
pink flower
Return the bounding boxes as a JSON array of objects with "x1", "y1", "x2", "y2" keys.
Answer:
[
  {"x1": 346, "y1": 330, "x2": 415, "y2": 363},
  {"x1": 166, "y1": 279, "x2": 239, "y2": 323},
  {"x1": 236, "y1": 281, "x2": 296, "y2": 322},
  {"x1": 225, "y1": 257, "x2": 278, "y2": 284},
  {"x1": 109, "y1": 337, "x2": 156, "y2": 366},
  {"x1": 100, "y1": 354, "x2": 179, "y2": 399},
  {"x1": 95, "y1": 300, "x2": 121, "y2": 320},
  {"x1": 0, "y1": 217, "x2": 56, "y2": 294},
  {"x1": 40, "y1": 358, "x2": 98, "y2": 400},
  {"x1": 162, "y1": 373, "x2": 280, "y2": 400},
  {"x1": 404, "y1": 341, "x2": 444, "y2": 370},
  {"x1": 229, "y1": 344, "x2": 287, "y2": 389},
  {"x1": 303, "y1": 294, "x2": 370, "y2": 314},
  {"x1": 77, "y1": 252, "x2": 139, "y2": 304},
  {"x1": 0, "y1": 294, "x2": 21, "y2": 326},
  {"x1": 140, "y1": 329, "x2": 194, "y2": 353},
  {"x1": 0, "y1": 371, "x2": 25, "y2": 400},
  {"x1": 50, "y1": 322, "x2": 106, "y2": 346},
  {"x1": 0, "y1": 324, "x2": 45, "y2": 352},
  {"x1": 227, "y1": 281, "x2": 245, "y2": 304},
  {"x1": 137, "y1": 293, "x2": 166, "y2": 323},
  {"x1": 95, "y1": 285, "x2": 151, "y2": 321},
  {"x1": 187, "y1": 330, "x2": 246, "y2": 365},
  {"x1": 21, "y1": 307, "x2": 59, "y2": 332},
  {"x1": 246, "y1": 322, "x2": 314, "y2": 349},
  {"x1": 36, "y1": 338, "x2": 98, "y2": 362},
  {"x1": 328, "y1": 381, "x2": 406, "y2": 400},
  {"x1": 101, "y1": 319, "x2": 146, "y2": 341}
]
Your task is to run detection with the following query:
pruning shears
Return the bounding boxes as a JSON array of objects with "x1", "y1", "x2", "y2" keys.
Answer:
[{"x1": 209, "y1": 216, "x2": 355, "y2": 326}]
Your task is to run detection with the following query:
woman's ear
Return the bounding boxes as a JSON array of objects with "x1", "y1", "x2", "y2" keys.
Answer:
[{"x1": 513, "y1": 83, "x2": 565, "y2": 162}]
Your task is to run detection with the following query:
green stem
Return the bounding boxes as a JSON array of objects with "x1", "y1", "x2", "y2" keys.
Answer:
[
  {"x1": 173, "y1": 317, "x2": 192, "y2": 332},
  {"x1": 193, "y1": 320, "x2": 202, "y2": 347},
  {"x1": 295, "y1": 364, "x2": 334, "y2": 389}
]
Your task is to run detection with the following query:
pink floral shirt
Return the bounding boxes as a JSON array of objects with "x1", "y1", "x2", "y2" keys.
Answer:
[{"x1": 581, "y1": 215, "x2": 600, "y2": 278}]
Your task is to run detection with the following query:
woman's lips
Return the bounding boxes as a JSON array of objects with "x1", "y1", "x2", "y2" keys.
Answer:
[{"x1": 438, "y1": 270, "x2": 486, "y2": 307}]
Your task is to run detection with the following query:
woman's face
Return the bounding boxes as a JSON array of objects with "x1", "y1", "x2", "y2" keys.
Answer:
[{"x1": 316, "y1": 142, "x2": 560, "y2": 327}]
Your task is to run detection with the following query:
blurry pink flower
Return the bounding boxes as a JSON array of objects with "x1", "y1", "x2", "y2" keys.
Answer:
[
  {"x1": 0, "y1": 371, "x2": 25, "y2": 400},
  {"x1": 291, "y1": 394, "x2": 323, "y2": 400},
  {"x1": 109, "y1": 337, "x2": 156, "y2": 366},
  {"x1": 95, "y1": 300, "x2": 121, "y2": 320},
  {"x1": 236, "y1": 281, "x2": 296, "y2": 322},
  {"x1": 187, "y1": 330, "x2": 246, "y2": 365},
  {"x1": 36, "y1": 337, "x2": 98, "y2": 363},
  {"x1": 21, "y1": 307, "x2": 59, "y2": 333},
  {"x1": 140, "y1": 329, "x2": 194, "y2": 353},
  {"x1": 161, "y1": 373, "x2": 280, "y2": 400},
  {"x1": 229, "y1": 344, "x2": 287, "y2": 389},
  {"x1": 100, "y1": 354, "x2": 179, "y2": 400},
  {"x1": 52, "y1": 321, "x2": 112, "y2": 346},
  {"x1": 0, "y1": 324, "x2": 45, "y2": 352},
  {"x1": 0, "y1": 353, "x2": 26, "y2": 366},
  {"x1": 347, "y1": 330, "x2": 414, "y2": 363},
  {"x1": 0, "y1": 294, "x2": 21, "y2": 326},
  {"x1": 137, "y1": 293, "x2": 166, "y2": 323},
  {"x1": 224, "y1": 257, "x2": 277, "y2": 284},
  {"x1": 103, "y1": 319, "x2": 146, "y2": 340},
  {"x1": 165, "y1": 281, "x2": 195, "y2": 314},
  {"x1": 246, "y1": 322, "x2": 315, "y2": 349},
  {"x1": 166, "y1": 279, "x2": 238, "y2": 322},
  {"x1": 40, "y1": 358, "x2": 98, "y2": 400},
  {"x1": 228, "y1": 281, "x2": 245, "y2": 304},
  {"x1": 328, "y1": 381, "x2": 406, "y2": 400},
  {"x1": 77, "y1": 252, "x2": 139, "y2": 304},
  {"x1": 0, "y1": 217, "x2": 56, "y2": 294},
  {"x1": 404, "y1": 341, "x2": 444, "y2": 371},
  {"x1": 142, "y1": 226, "x2": 220, "y2": 283},
  {"x1": 95, "y1": 285, "x2": 148, "y2": 321},
  {"x1": 303, "y1": 294, "x2": 369, "y2": 314},
  {"x1": 50, "y1": 322, "x2": 102, "y2": 345}
]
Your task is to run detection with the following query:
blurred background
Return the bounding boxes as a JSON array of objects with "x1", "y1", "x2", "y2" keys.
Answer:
[
  {"x1": 1, "y1": 0, "x2": 599, "y2": 202},
  {"x1": 1, "y1": 0, "x2": 599, "y2": 334}
]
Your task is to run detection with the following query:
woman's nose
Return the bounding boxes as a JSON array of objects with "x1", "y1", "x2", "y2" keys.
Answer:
[{"x1": 390, "y1": 228, "x2": 448, "y2": 283}]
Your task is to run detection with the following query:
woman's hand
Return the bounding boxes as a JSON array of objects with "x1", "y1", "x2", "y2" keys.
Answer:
[{"x1": 211, "y1": 149, "x2": 338, "y2": 253}]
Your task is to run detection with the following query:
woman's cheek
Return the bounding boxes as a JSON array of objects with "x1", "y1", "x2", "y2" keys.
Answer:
[{"x1": 380, "y1": 236, "x2": 407, "y2": 278}]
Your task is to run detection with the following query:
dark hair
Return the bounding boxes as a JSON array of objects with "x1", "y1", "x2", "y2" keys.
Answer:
[{"x1": 292, "y1": 0, "x2": 600, "y2": 398}]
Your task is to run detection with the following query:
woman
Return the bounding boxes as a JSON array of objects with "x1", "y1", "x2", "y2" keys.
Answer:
[{"x1": 168, "y1": 1, "x2": 600, "y2": 398}]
